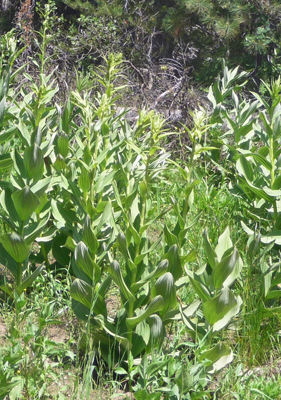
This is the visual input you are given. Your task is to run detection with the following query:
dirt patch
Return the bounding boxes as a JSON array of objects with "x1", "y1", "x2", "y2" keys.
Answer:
[
  {"x1": 0, "y1": 317, "x2": 7, "y2": 346},
  {"x1": 106, "y1": 294, "x2": 120, "y2": 319}
]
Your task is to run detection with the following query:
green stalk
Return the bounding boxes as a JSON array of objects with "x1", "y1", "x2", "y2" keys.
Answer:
[
  {"x1": 187, "y1": 140, "x2": 196, "y2": 185},
  {"x1": 91, "y1": 131, "x2": 100, "y2": 204},
  {"x1": 269, "y1": 137, "x2": 278, "y2": 221},
  {"x1": 16, "y1": 221, "x2": 25, "y2": 286},
  {"x1": 127, "y1": 162, "x2": 148, "y2": 343},
  {"x1": 16, "y1": 262, "x2": 22, "y2": 286},
  {"x1": 41, "y1": 242, "x2": 51, "y2": 271}
]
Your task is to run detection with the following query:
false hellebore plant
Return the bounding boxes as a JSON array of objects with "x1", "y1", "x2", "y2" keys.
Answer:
[
  {"x1": 0, "y1": 35, "x2": 242, "y2": 377},
  {"x1": 49, "y1": 56, "x2": 243, "y2": 374},
  {"x1": 208, "y1": 63, "x2": 281, "y2": 245},
  {"x1": 0, "y1": 31, "x2": 60, "y2": 297}
]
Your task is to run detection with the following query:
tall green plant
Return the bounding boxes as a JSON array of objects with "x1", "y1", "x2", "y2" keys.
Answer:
[
  {"x1": 209, "y1": 64, "x2": 281, "y2": 244},
  {"x1": 0, "y1": 8, "x2": 63, "y2": 296},
  {"x1": 51, "y1": 56, "x2": 244, "y2": 378}
]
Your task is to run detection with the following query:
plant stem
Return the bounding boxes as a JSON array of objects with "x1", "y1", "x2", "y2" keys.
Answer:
[
  {"x1": 16, "y1": 262, "x2": 22, "y2": 286},
  {"x1": 269, "y1": 137, "x2": 278, "y2": 221}
]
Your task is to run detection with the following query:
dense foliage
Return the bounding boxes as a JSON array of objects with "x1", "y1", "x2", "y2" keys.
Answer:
[{"x1": 1, "y1": 2, "x2": 281, "y2": 400}]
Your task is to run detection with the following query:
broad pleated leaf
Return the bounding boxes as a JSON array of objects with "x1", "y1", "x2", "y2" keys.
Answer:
[
  {"x1": 0, "y1": 153, "x2": 13, "y2": 170},
  {"x1": 212, "y1": 248, "x2": 241, "y2": 289},
  {"x1": 24, "y1": 144, "x2": 44, "y2": 181},
  {"x1": 244, "y1": 153, "x2": 272, "y2": 171},
  {"x1": 164, "y1": 225, "x2": 178, "y2": 248},
  {"x1": 78, "y1": 164, "x2": 91, "y2": 193},
  {"x1": 199, "y1": 343, "x2": 233, "y2": 373},
  {"x1": 70, "y1": 278, "x2": 93, "y2": 309},
  {"x1": 0, "y1": 242, "x2": 19, "y2": 280},
  {"x1": 74, "y1": 241, "x2": 100, "y2": 281},
  {"x1": 117, "y1": 232, "x2": 129, "y2": 259},
  {"x1": 94, "y1": 314, "x2": 131, "y2": 350},
  {"x1": 154, "y1": 272, "x2": 177, "y2": 314},
  {"x1": 57, "y1": 135, "x2": 69, "y2": 158},
  {"x1": 72, "y1": 298, "x2": 91, "y2": 322},
  {"x1": 165, "y1": 245, "x2": 183, "y2": 281},
  {"x1": 203, "y1": 288, "x2": 241, "y2": 330},
  {"x1": 203, "y1": 229, "x2": 217, "y2": 269},
  {"x1": 24, "y1": 216, "x2": 49, "y2": 245},
  {"x1": 12, "y1": 186, "x2": 40, "y2": 221},
  {"x1": 0, "y1": 233, "x2": 29, "y2": 263},
  {"x1": 126, "y1": 295, "x2": 164, "y2": 328},
  {"x1": 215, "y1": 227, "x2": 233, "y2": 261},
  {"x1": 185, "y1": 270, "x2": 211, "y2": 302},
  {"x1": 109, "y1": 260, "x2": 135, "y2": 301},
  {"x1": 147, "y1": 314, "x2": 165, "y2": 349},
  {"x1": 82, "y1": 215, "x2": 99, "y2": 254},
  {"x1": 131, "y1": 260, "x2": 169, "y2": 292},
  {"x1": 135, "y1": 320, "x2": 150, "y2": 345}
]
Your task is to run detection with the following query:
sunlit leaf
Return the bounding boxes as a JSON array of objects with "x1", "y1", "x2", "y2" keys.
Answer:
[
  {"x1": 24, "y1": 144, "x2": 44, "y2": 181},
  {"x1": 154, "y1": 272, "x2": 177, "y2": 314},
  {"x1": 199, "y1": 343, "x2": 233, "y2": 373},
  {"x1": 12, "y1": 186, "x2": 40, "y2": 221},
  {"x1": 126, "y1": 296, "x2": 164, "y2": 328},
  {"x1": 0, "y1": 233, "x2": 29, "y2": 263},
  {"x1": 215, "y1": 227, "x2": 233, "y2": 261}
]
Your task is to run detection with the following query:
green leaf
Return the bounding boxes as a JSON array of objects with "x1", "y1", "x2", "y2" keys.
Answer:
[
  {"x1": 240, "y1": 177, "x2": 273, "y2": 202},
  {"x1": 131, "y1": 259, "x2": 169, "y2": 292},
  {"x1": 136, "y1": 320, "x2": 150, "y2": 345},
  {"x1": 78, "y1": 164, "x2": 91, "y2": 194},
  {"x1": 74, "y1": 242, "x2": 100, "y2": 281},
  {"x1": 164, "y1": 225, "x2": 178, "y2": 248},
  {"x1": 70, "y1": 279, "x2": 93, "y2": 309},
  {"x1": 0, "y1": 242, "x2": 19, "y2": 281},
  {"x1": 109, "y1": 260, "x2": 135, "y2": 301},
  {"x1": 94, "y1": 170, "x2": 115, "y2": 193},
  {"x1": 12, "y1": 186, "x2": 40, "y2": 221},
  {"x1": 215, "y1": 227, "x2": 233, "y2": 262},
  {"x1": 260, "y1": 231, "x2": 281, "y2": 245},
  {"x1": 0, "y1": 153, "x2": 13, "y2": 170},
  {"x1": 51, "y1": 200, "x2": 79, "y2": 226},
  {"x1": 154, "y1": 272, "x2": 177, "y2": 314},
  {"x1": 52, "y1": 234, "x2": 71, "y2": 267},
  {"x1": 203, "y1": 229, "x2": 217, "y2": 269},
  {"x1": 212, "y1": 248, "x2": 242, "y2": 289},
  {"x1": 126, "y1": 296, "x2": 164, "y2": 328},
  {"x1": 117, "y1": 231, "x2": 129, "y2": 259},
  {"x1": 165, "y1": 245, "x2": 183, "y2": 281},
  {"x1": 17, "y1": 264, "x2": 44, "y2": 294},
  {"x1": 130, "y1": 193, "x2": 140, "y2": 223},
  {"x1": 94, "y1": 314, "x2": 131, "y2": 350},
  {"x1": 273, "y1": 175, "x2": 281, "y2": 190},
  {"x1": 72, "y1": 299, "x2": 90, "y2": 322},
  {"x1": 72, "y1": 276, "x2": 110, "y2": 317},
  {"x1": 185, "y1": 270, "x2": 211, "y2": 302},
  {"x1": 0, "y1": 188, "x2": 20, "y2": 224},
  {"x1": 0, "y1": 233, "x2": 29, "y2": 263},
  {"x1": 82, "y1": 215, "x2": 99, "y2": 254},
  {"x1": 0, "y1": 96, "x2": 5, "y2": 126},
  {"x1": 147, "y1": 315, "x2": 165, "y2": 349},
  {"x1": 263, "y1": 187, "x2": 281, "y2": 197},
  {"x1": 199, "y1": 343, "x2": 233, "y2": 373},
  {"x1": 203, "y1": 288, "x2": 242, "y2": 331},
  {"x1": 57, "y1": 135, "x2": 69, "y2": 158},
  {"x1": 12, "y1": 149, "x2": 27, "y2": 178},
  {"x1": 24, "y1": 144, "x2": 44, "y2": 181},
  {"x1": 244, "y1": 153, "x2": 272, "y2": 171},
  {"x1": 24, "y1": 216, "x2": 50, "y2": 245},
  {"x1": 236, "y1": 155, "x2": 253, "y2": 182}
]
